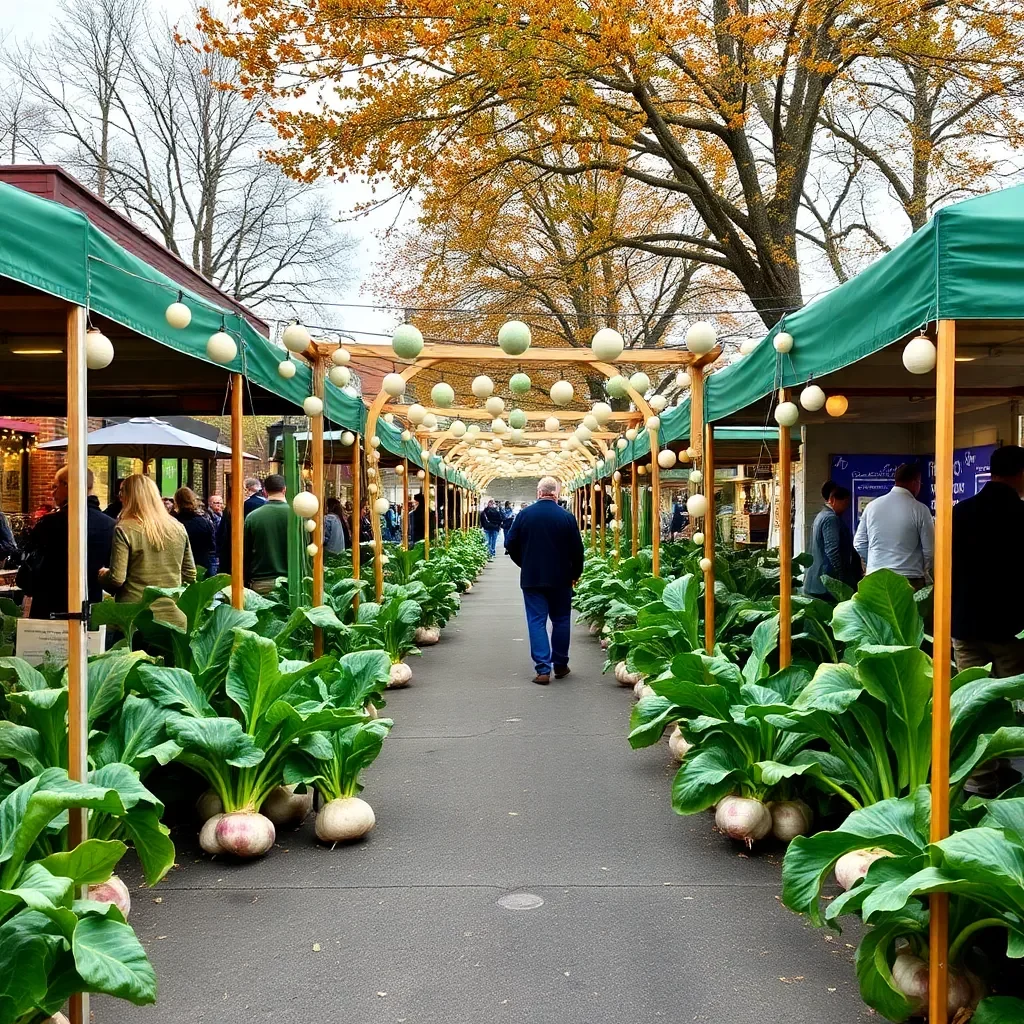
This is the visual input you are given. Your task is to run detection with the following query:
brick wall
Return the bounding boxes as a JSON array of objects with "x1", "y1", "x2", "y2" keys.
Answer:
[{"x1": 23, "y1": 416, "x2": 104, "y2": 512}]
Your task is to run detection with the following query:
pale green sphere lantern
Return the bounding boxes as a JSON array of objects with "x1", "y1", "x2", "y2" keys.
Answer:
[
  {"x1": 497, "y1": 320, "x2": 532, "y2": 356},
  {"x1": 391, "y1": 323, "x2": 424, "y2": 360},
  {"x1": 509, "y1": 372, "x2": 532, "y2": 395},
  {"x1": 606, "y1": 375, "x2": 629, "y2": 399},
  {"x1": 509, "y1": 408, "x2": 528, "y2": 430},
  {"x1": 431, "y1": 381, "x2": 455, "y2": 407}
]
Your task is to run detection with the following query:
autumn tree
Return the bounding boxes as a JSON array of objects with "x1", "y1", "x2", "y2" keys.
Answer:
[
  {"x1": 199, "y1": 0, "x2": 1024, "y2": 327},
  {"x1": 3, "y1": 0, "x2": 356, "y2": 314}
]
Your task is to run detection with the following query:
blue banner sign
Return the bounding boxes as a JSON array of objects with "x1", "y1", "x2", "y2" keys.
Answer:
[{"x1": 829, "y1": 445, "x2": 996, "y2": 531}]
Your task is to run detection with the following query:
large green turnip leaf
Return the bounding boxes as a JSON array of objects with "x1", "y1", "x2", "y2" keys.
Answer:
[
  {"x1": 832, "y1": 570, "x2": 924, "y2": 649},
  {"x1": 138, "y1": 665, "x2": 215, "y2": 719},
  {"x1": 974, "y1": 997, "x2": 1024, "y2": 1022},
  {"x1": 37, "y1": 839, "x2": 125, "y2": 889},
  {"x1": 671, "y1": 744, "x2": 749, "y2": 814},
  {"x1": 71, "y1": 913, "x2": 156, "y2": 1005}
]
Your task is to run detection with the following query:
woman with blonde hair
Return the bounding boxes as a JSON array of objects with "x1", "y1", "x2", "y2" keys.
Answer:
[{"x1": 99, "y1": 473, "x2": 196, "y2": 627}]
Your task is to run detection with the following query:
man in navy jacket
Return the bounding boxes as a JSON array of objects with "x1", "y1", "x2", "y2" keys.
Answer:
[{"x1": 504, "y1": 477, "x2": 585, "y2": 684}]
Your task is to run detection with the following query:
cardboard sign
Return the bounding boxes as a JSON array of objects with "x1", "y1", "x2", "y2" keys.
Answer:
[{"x1": 16, "y1": 619, "x2": 106, "y2": 665}]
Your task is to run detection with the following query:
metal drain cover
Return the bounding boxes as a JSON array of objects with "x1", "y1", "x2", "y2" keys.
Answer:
[{"x1": 497, "y1": 892, "x2": 545, "y2": 911}]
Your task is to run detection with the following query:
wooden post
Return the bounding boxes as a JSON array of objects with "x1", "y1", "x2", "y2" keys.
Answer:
[
  {"x1": 424, "y1": 462, "x2": 431, "y2": 560},
  {"x1": 689, "y1": 364, "x2": 704, "y2": 462},
  {"x1": 704, "y1": 422, "x2": 716, "y2": 654},
  {"x1": 66, "y1": 306, "x2": 89, "y2": 1024},
  {"x1": 650, "y1": 424, "x2": 661, "y2": 577},
  {"x1": 612, "y1": 472, "x2": 622, "y2": 561},
  {"x1": 230, "y1": 373, "x2": 244, "y2": 611},
  {"x1": 599, "y1": 483, "x2": 606, "y2": 556},
  {"x1": 631, "y1": 469, "x2": 639, "y2": 556},
  {"x1": 351, "y1": 435, "x2": 361, "y2": 602},
  {"x1": 590, "y1": 480, "x2": 597, "y2": 550},
  {"x1": 402, "y1": 459, "x2": 409, "y2": 549},
  {"x1": 778, "y1": 390, "x2": 793, "y2": 668},
  {"x1": 929, "y1": 320, "x2": 956, "y2": 1022},
  {"x1": 311, "y1": 358, "x2": 326, "y2": 656}
]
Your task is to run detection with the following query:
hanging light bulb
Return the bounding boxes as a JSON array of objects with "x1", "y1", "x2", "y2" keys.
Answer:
[
  {"x1": 329, "y1": 365, "x2": 350, "y2": 387},
  {"x1": 685, "y1": 321, "x2": 717, "y2": 354},
  {"x1": 799, "y1": 384, "x2": 826, "y2": 412},
  {"x1": 825, "y1": 395, "x2": 849, "y2": 417},
  {"x1": 278, "y1": 359, "x2": 296, "y2": 379},
  {"x1": 283, "y1": 322, "x2": 311, "y2": 353},
  {"x1": 165, "y1": 298, "x2": 192, "y2": 329},
  {"x1": 85, "y1": 328, "x2": 114, "y2": 370},
  {"x1": 902, "y1": 334, "x2": 937, "y2": 374},
  {"x1": 206, "y1": 330, "x2": 236, "y2": 365}
]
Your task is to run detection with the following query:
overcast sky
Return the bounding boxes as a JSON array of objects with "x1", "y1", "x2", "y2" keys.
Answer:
[{"x1": 7, "y1": 0, "x2": 403, "y2": 346}]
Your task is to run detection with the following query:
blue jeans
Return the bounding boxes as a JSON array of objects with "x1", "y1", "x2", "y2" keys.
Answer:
[
  {"x1": 484, "y1": 528, "x2": 500, "y2": 556},
  {"x1": 523, "y1": 587, "x2": 572, "y2": 676}
]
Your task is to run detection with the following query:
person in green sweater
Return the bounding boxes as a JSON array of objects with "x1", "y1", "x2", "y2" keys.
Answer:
[{"x1": 243, "y1": 473, "x2": 290, "y2": 594}]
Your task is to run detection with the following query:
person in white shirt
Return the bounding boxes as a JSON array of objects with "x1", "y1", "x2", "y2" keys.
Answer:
[{"x1": 853, "y1": 462, "x2": 934, "y2": 588}]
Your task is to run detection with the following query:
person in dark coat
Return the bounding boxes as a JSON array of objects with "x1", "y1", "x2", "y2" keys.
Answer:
[
  {"x1": 18, "y1": 467, "x2": 115, "y2": 620},
  {"x1": 173, "y1": 486, "x2": 217, "y2": 577},
  {"x1": 501, "y1": 501, "x2": 515, "y2": 555},
  {"x1": 504, "y1": 476, "x2": 585, "y2": 685},
  {"x1": 410, "y1": 493, "x2": 426, "y2": 544},
  {"x1": 951, "y1": 445, "x2": 1024, "y2": 676},
  {"x1": 480, "y1": 499, "x2": 504, "y2": 558},
  {"x1": 804, "y1": 481, "x2": 861, "y2": 599}
]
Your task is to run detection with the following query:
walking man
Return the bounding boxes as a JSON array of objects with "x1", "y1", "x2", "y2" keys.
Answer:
[
  {"x1": 243, "y1": 473, "x2": 289, "y2": 595},
  {"x1": 480, "y1": 499, "x2": 504, "y2": 559},
  {"x1": 853, "y1": 462, "x2": 934, "y2": 588},
  {"x1": 501, "y1": 500, "x2": 515, "y2": 555},
  {"x1": 951, "y1": 445, "x2": 1024, "y2": 676},
  {"x1": 505, "y1": 477, "x2": 585, "y2": 685},
  {"x1": 805, "y1": 482, "x2": 862, "y2": 599}
]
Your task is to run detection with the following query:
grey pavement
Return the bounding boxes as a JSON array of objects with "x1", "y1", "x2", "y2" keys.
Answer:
[{"x1": 99, "y1": 548, "x2": 870, "y2": 1024}]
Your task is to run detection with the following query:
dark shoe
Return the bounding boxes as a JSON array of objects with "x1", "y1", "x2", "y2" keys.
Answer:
[
  {"x1": 533, "y1": 674, "x2": 550, "y2": 685},
  {"x1": 554, "y1": 665, "x2": 570, "y2": 679}
]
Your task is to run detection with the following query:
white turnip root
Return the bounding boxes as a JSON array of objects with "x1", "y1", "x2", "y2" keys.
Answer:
[
  {"x1": 668, "y1": 725, "x2": 692, "y2": 762},
  {"x1": 589, "y1": 622, "x2": 601, "y2": 636},
  {"x1": 615, "y1": 661, "x2": 641, "y2": 687},
  {"x1": 260, "y1": 785, "x2": 313, "y2": 829},
  {"x1": 890, "y1": 954, "x2": 980, "y2": 1018},
  {"x1": 365, "y1": 701, "x2": 378, "y2": 719},
  {"x1": 388, "y1": 662, "x2": 412, "y2": 688},
  {"x1": 715, "y1": 796, "x2": 772, "y2": 848},
  {"x1": 199, "y1": 813, "x2": 225, "y2": 855},
  {"x1": 195, "y1": 789, "x2": 223, "y2": 821},
  {"x1": 600, "y1": 637, "x2": 609, "y2": 650},
  {"x1": 315, "y1": 797, "x2": 376, "y2": 842},
  {"x1": 768, "y1": 800, "x2": 813, "y2": 842},
  {"x1": 214, "y1": 811, "x2": 276, "y2": 858},
  {"x1": 635, "y1": 682, "x2": 655, "y2": 700},
  {"x1": 87, "y1": 874, "x2": 131, "y2": 918},
  {"x1": 835, "y1": 848, "x2": 894, "y2": 891},
  {"x1": 415, "y1": 625, "x2": 440, "y2": 645},
  {"x1": 462, "y1": 581, "x2": 473, "y2": 593},
  {"x1": 44, "y1": 1014, "x2": 70, "y2": 1024}
]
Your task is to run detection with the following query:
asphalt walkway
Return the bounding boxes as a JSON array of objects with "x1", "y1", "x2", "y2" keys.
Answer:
[{"x1": 101, "y1": 548, "x2": 870, "y2": 1024}]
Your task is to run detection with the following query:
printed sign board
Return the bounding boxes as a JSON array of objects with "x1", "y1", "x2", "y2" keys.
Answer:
[{"x1": 16, "y1": 619, "x2": 107, "y2": 665}]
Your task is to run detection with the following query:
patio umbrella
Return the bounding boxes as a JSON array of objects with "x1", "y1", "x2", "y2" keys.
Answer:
[{"x1": 39, "y1": 417, "x2": 258, "y2": 462}]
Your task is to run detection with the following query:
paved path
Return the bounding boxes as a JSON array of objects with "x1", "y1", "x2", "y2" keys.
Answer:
[{"x1": 101, "y1": 550, "x2": 870, "y2": 1024}]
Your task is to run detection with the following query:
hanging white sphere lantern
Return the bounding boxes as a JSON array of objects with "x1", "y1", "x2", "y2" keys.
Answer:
[
  {"x1": 826, "y1": 395, "x2": 849, "y2": 417},
  {"x1": 341, "y1": 430, "x2": 355, "y2": 445},
  {"x1": 739, "y1": 337, "x2": 760, "y2": 356},
  {"x1": 165, "y1": 301, "x2": 192, "y2": 329},
  {"x1": 510, "y1": 372, "x2": 531, "y2": 394},
  {"x1": 407, "y1": 403, "x2": 427, "y2": 425},
  {"x1": 509, "y1": 409, "x2": 527, "y2": 430},
  {"x1": 692, "y1": 531, "x2": 705, "y2": 546},
  {"x1": 616, "y1": 437, "x2": 628, "y2": 451},
  {"x1": 492, "y1": 418, "x2": 508, "y2": 435},
  {"x1": 451, "y1": 420, "x2": 467, "y2": 437},
  {"x1": 370, "y1": 435, "x2": 381, "y2": 448},
  {"x1": 629, "y1": 371, "x2": 651, "y2": 395},
  {"x1": 685, "y1": 447, "x2": 697, "y2": 460},
  {"x1": 367, "y1": 482, "x2": 378, "y2": 495},
  {"x1": 550, "y1": 380, "x2": 574, "y2": 406},
  {"x1": 420, "y1": 448, "x2": 430, "y2": 461},
  {"x1": 592, "y1": 401, "x2": 613, "y2": 425},
  {"x1": 331, "y1": 347, "x2": 351, "y2": 366},
  {"x1": 685, "y1": 321, "x2": 717, "y2": 354},
  {"x1": 400, "y1": 429, "x2": 412, "y2": 442},
  {"x1": 374, "y1": 497, "x2": 390, "y2": 515},
  {"x1": 612, "y1": 471, "x2": 622, "y2": 483},
  {"x1": 206, "y1": 331, "x2": 236, "y2": 364},
  {"x1": 606, "y1": 375, "x2": 629, "y2": 399},
  {"x1": 799, "y1": 384, "x2": 826, "y2": 411},
  {"x1": 646, "y1": 415, "x2": 661, "y2": 431},
  {"x1": 277, "y1": 359, "x2": 296, "y2": 379},
  {"x1": 293, "y1": 491, "x2": 319, "y2": 518},
  {"x1": 625, "y1": 428, "x2": 638, "y2": 441},
  {"x1": 658, "y1": 449, "x2": 677, "y2": 469},
  {"x1": 699, "y1": 557, "x2": 713, "y2": 573},
  {"x1": 544, "y1": 416, "x2": 560, "y2": 433},
  {"x1": 303, "y1": 395, "x2": 323, "y2": 417},
  {"x1": 902, "y1": 335, "x2": 937, "y2": 375},
  {"x1": 687, "y1": 493, "x2": 708, "y2": 518},
  {"x1": 773, "y1": 331, "x2": 794, "y2": 354},
  {"x1": 689, "y1": 469, "x2": 703, "y2": 485},
  {"x1": 342, "y1": 385, "x2": 358, "y2": 399},
  {"x1": 306, "y1": 543, "x2": 318, "y2": 557},
  {"x1": 485, "y1": 395, "x2": 505, "y2": 417},
  {"x1": 329, "y1": 365, "x2": 350, "y2": 387},
  {"x1": 591, "y1": 327, "x2": 624, "y2": 362},
  {"x1": 560, "y1": 439, "x2": 570, "y2": 450},
  {"x1": 85, "y1": 329, "x2": 114, "y2": 370},
  {"x1": 382, "y1": 372, "x2": 406, "y2": 397},
  {"x1": 472, "y1": 375, "x2": 494, "y2": 399},
  {"x1": 422, "y1": 412, "x2": 438, "y2": 431},
  {"x1": 391, "y1": 323, "x2": 424, "y2": 359},
  {"x1": 649, "y1": 394, "x2": 667, "y2": 413},
  {"x1": 637, "y1": 464, "x2": 647, "y2": 476},
  {"x1": 395, "y1": 463, "x2": 405, "y2": 475},
  {"x1": 282, "y1": 322, "x2": 311, "y2": 353},
  {"x1": 367, "y1": 466, "x2": 377, "y2": 478},
  {"x1": 417, "y1": 470, "x2": 426, "y2": 479},
  {"x1": 774, "y1": 400, "x2": 799, "y2": 427},
  {"x1": 304, "y1": 518, "x2": 316, "y2": 533},
  {"x1": 467, "y1": 422, "x2": 481, "y2": 435},
  {"x1": 432, "y1": 381, "x2": 455, "y2": 407},
  {"x1": 497, "y1": 319, "x2": 532, "y2": 355},
  {"x1": 583, "y1": 413, "x2": 600, "y2": 432},
  {"x1": 575, "y1": 424, "x2": 592, "y2": 442}
]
